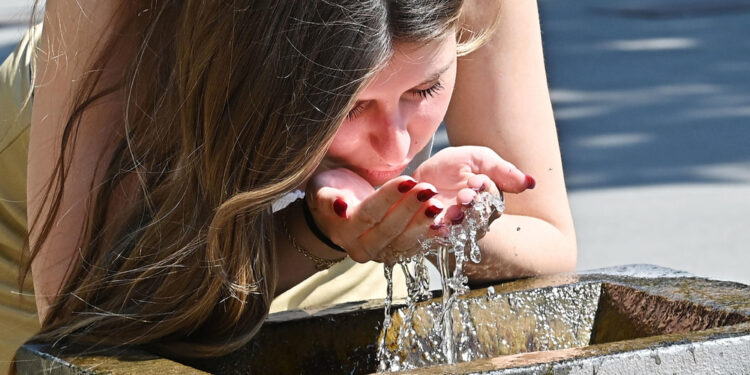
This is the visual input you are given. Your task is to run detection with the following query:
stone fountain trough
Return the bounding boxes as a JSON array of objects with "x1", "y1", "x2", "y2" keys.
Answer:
[{"x1": 15, "y1": 265, "x2": 750, "y2": 374}]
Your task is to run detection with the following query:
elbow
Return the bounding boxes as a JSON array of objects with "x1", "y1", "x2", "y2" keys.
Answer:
[
  {"x1": 561, "y1": 250, "x2": 577, "y2": 273},
  {"x1": 545, "y1": 222, "x2": 578, "y2": 274},
  {"x1": 560, "y1": 229, "x2": 578, "y2": 273}
]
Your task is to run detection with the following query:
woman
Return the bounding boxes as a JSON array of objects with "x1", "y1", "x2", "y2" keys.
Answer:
[{"x1": 0, "y1": 0, "x2": 576, "y2": 366}]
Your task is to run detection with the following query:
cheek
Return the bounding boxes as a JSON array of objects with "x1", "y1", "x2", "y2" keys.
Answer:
[
  {"x1": 327, "y1": 122, "x2": 362, "y2": 158},
  {"x1": 409, "y1": 93, "x2": 452, "y2": 146}
]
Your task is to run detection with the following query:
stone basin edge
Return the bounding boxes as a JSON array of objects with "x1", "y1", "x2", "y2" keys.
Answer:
[{"x1": 14, "y1": 264, "x2": 750, "y2": 374}]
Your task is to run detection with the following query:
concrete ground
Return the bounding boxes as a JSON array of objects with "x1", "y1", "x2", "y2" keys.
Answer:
[{"x1": 2, "y1": 1, "x2": 748, "y2": 284}]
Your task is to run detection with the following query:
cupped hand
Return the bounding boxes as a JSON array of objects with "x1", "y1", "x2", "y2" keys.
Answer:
[
  {"x1": 412, "y1": 146, "x2": 533, "y2": 226},
  {"x1": 306, "y1": 168, "x2": 445, "y2": 265}
]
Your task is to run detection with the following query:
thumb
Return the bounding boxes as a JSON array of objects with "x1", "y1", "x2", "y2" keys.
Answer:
[
  {"x1": 307, "y1": 167, "x2": 375, "y2": 202},
  {"x1": 473, "y1": 149, "x2": 534, "y2": 193},
  {"x1": 310, "y1": 186, "x2": 359, "y2": 220}
]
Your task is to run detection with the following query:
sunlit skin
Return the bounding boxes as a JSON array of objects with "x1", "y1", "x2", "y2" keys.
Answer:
[
  {"x1": 27, "y1": 0, "x2": 576, "y2": 320},
  {"x1": 306, "y1": 35, "x2": 531, "y2": 264},
  {"x1": 321, "y1": 36, "x2": 457, "y2": 187}
]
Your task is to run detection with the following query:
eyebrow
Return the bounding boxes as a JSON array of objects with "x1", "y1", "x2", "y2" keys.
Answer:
[{"x1": 415, "y1": 62, "x2": 453, "y2": 87}]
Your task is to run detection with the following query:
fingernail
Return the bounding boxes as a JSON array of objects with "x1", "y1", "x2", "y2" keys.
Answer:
[
  {"x1": 451, "y1": 212, "x2": 465, "y2": 225},
  {"x1": 430, "y1": 223, "x2": 443, "y2": 230},
  {"x1": 462, "y1": 200, "x2": 474, "y2": 207},
  {"x1": 471, "y1": 184, "x2": 485, "y2": 192},
  {"x1": 398, "y1": 179, "x2": 418, "y2": 193},
  {"x1": 525, "y1": 174, "x2": 536, "y2": 189},
  {"x1": 425, "y1": 205, "x2": 443, "y2": 218},
  {"x1": 333, "y1": 198, "x2": 348, "y2": 218},
  {"x1": 416, "y1": 188, "x2": 438, "y2": 202}
]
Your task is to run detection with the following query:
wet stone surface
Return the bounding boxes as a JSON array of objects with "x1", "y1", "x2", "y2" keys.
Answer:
[
  {"x1": 380, "y1": 282, "x2": 601, "y2": 369},
  {"x1": 15, "y1": 265, "x2": 750, "y2": 374}
]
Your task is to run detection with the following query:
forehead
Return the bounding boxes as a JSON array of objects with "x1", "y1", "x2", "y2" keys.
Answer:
[{"x1": 363, "y1": 36, "x2": 457, "y2": 92}]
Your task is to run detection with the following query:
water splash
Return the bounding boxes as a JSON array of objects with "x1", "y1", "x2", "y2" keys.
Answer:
[
  {"x1": 377, "y1": 253, "x2": 432, "y2": 372},
  {"x1": 377, "y1": 191, "x2": 505, "y2": 372}
]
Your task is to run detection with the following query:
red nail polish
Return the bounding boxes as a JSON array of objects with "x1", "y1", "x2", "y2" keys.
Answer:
[
  {"x1": 425, "y1": 205, "x2": 443, "y2": 218},
  {"x1": 333, "y1": 198, "x2": 348, "y2": 218},
  {"x1": 430, "y1": 223, "x2": 443, "y2": 230},
  {"x1": 398, "y1": 179, "x2": 418, "y2": 193},
  {"x1": 525, "y1": 174, "x2": 536, "y2": 189},
  {"x1": 451, "y1": 212, "x2": 465, "y2": 225},
  {"x1": 416, "y1": 188, "x2": 438, "y2": 202}
]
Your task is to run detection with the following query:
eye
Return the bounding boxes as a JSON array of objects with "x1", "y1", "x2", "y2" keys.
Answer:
[
  {"x1": 346, "y1": 102, "x2": 366, "y2": 121},
  {"x1": 413, "y1": 81, "x2": 444, "y2": 99}
]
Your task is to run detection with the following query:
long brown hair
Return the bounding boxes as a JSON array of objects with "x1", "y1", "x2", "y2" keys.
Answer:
[{"x1": 23, "y1": 0, "x2": 466, "y2": 359}]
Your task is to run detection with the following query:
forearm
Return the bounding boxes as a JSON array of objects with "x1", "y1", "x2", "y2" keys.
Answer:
[
  {"x1": 448, "y1": 0, "x2": 556, "y2": 171},
  {"x1": 444, "y1": 0, "x2": 577, "y2": 281},
  {"x1": 466, "y1": 213, "x2": 577, "y2": 283}
]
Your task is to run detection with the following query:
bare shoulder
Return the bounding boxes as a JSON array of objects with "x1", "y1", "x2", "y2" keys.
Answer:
[
  {"x1": 29, "y1": 0, "x2": 140, "y2": 319},
  {"x1": 459, "y1": 0, "x2": 503, "y2": 28},
  {"x1": 39, "y1": 0, "x2": 135, "y2": 67},
  {"x1": 459, "y1": 0, "x2": 539, "y2": 37}
]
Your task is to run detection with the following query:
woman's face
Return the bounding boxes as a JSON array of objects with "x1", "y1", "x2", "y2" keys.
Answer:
[{"x1": 322, "y1": 35, "x2": 458, "y2": 186}]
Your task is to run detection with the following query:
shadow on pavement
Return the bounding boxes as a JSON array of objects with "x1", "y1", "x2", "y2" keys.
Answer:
[{"x1": 540, "y1": 0, "x2": 750, "y2": 191}]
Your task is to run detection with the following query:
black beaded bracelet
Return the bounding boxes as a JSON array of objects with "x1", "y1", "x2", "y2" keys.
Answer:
[{"x1": 302, "y1": 199, "x2": 347, "y2": 253}]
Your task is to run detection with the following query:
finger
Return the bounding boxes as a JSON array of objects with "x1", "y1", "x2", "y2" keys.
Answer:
[
  {"x1": 306, "y1": 167, "x2": 377, "y2": 223},
  {"x1": 308, "y1": 186, "x2": 370, "y2": 261},
  {"x1": 386, "y1": 189, "x2": 446, "y2": 248},
  {"x1": 456, "y1": 188, "x2": 477, "y2": 206},
  {"x1": 443, "y1": 204, "x2": 465, "y2": 225},
  {"x1": 475, "y1": 150, "x2": 533, "y2": 193},
  {"x1": 351, "y1": 176, "x2": 419, "y2": 229},
  {"x1": 463, "y1": 173, "x2": 500, "y2": 204},
  {"x1": 307, "y1": 167, "x2": 375, "y2": 202},
  {"x1": 357, "y1": 182, "x2": 440, "y2": 250},
  {"x1": 313, "y1": 177, "x2": 428, "y2": 263},
  {"x1": 312, "y1": 186, "x2": 359, "y2": 221},
  {"x1": 476, "y1": 178, "x2": 503, "y2": 232},
  {"x1": 466, "y1": 175, "x2": 503, "y2": 229},
  {"x1": 386, "y1": 211, "x2": 442, "y2": 260},
  {"x1": 474, "y1": 174, "x2": 501, "y2": 197},
  {"x1": 467, "y1": 174, "x2": 492, "y2": 192}
]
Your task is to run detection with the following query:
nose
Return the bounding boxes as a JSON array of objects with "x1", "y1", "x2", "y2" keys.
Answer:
[{"x1": 370, "y1": 104, "x2": 411, "y2": 165}]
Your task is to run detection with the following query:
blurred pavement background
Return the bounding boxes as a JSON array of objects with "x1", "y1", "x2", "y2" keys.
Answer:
[
  {"x1": 0, "y1": 2, "x2": 34, "y2": 60},
  {"x1": 538, "y1": 0, "x2": 750, "y2": 284},
  {"x1": 2, "y1": 0, "x2": 748, "y2": 284}
]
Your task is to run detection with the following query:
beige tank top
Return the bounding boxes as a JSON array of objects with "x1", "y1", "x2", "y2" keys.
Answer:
[{"x1": 0, "y1": 24, "x2": 42, "y2": 375}]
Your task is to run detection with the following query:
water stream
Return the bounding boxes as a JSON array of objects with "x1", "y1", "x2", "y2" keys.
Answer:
[{"x1": 377, "y1": 192, "x2": 505, "y2": 372}]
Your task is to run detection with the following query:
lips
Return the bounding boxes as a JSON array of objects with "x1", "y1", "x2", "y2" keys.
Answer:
[{"x1": 354, "y1": 164, "x2": 409, "y2": 185}]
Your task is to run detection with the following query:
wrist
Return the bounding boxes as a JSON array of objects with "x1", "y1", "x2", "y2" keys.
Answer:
[
  {"x1": 287, "y1": 201, "x2": 347, "y2": 262},
  {"x1": 302, "y1": 198, "x2": 346, "y2": 253}
]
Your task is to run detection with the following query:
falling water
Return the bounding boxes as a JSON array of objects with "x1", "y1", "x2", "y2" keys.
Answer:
[{"x1": 377, "y1": 191, "x2": 505, "y2": 372}]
